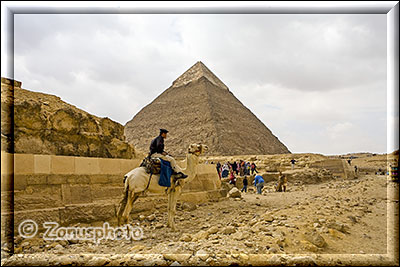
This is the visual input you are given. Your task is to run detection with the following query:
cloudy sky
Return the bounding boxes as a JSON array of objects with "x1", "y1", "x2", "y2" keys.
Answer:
[{"x1": 3, "y1": 4, "x2": 395, "y2": 155}]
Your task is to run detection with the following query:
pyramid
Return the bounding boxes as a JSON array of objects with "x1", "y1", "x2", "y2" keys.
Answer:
[{"x1": 124, "y1": 61, "x2": 290, "y2": 156}]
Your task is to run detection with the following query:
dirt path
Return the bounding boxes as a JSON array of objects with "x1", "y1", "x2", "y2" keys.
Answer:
[{"x1": 2, "y1": 174, "x2": 397, "y2": 266}]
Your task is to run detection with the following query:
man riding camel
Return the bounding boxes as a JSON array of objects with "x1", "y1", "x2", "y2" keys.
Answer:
[{"x1": 150, "y1": 128, "x2": 188, "y2": 179}]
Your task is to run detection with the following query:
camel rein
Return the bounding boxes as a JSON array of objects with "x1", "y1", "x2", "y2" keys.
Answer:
[{"x1": 145, "y1": 172, "x2": 153, "y2": 192}]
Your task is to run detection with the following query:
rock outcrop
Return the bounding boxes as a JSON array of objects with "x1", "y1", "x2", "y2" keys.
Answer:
[
  {"x1": 1, "y1": 77, "x2": 135, "y2": 158},
  {"x1": 125, "y1": 61, "x2": 290, "y2": 156}
]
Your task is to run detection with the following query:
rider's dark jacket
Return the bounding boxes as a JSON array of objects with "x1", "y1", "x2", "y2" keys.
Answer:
[{"x1": 149, "y1": 135, "x2": 165, "y2": 155}]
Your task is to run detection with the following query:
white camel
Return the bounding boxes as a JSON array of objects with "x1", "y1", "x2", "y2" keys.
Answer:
[{"x1": 117, "y1": 143, "x2": 208, "y2": 230}]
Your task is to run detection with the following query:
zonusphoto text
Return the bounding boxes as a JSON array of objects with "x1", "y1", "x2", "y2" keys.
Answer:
[{"x1": 18, "y1": 219, "x2": 144, "y2": 244}]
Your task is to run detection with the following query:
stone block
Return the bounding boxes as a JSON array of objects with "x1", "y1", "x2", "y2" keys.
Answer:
[
  {"x1": 108, "y1": 174, "x2": 125, "y2": 185},
  {"x1": 27, "y1": 174, "x2": 47, "y2": 185},
  {"x1": 51, "y1": 155, "x2": 74, "y2": 174},
  {"x1": 58, "y1": 203, "x2": 116, "y2": 226},
  {"x1": 14, "y1": 174, "x2": 27, "y2": 190},
  {"x1": 34, "y1": 154, "x2": 51, "y2": 174},
  {"x1": 61, "y1": 184, "x2": 71, "y2": 205},
  {"x1": 14, "y1": 208, "x2": 61, "y2": 233},
  {"x1": 90, "y1": 175, "x2": 110, "y2": 184},
  {"x1": 180, "y1": 191, "x2": 209, "y2": 204},
  {"x1": 59, "y1": 205, "x2": 95, "y2": 225},
  {"x1": 1, "y1": 151, "x2": 13, "y2": 175},
  {"x1": 120, "y1": 159, "x2": 141, "y2": 175},
  {"x1": 183, "y1": 177, "x2": 203, "y2": 192},
  {"x1": 75, "y1": 157, "x2": 100, "y2": 174},
  {"x1": 199, "y1": 174, "x2": 220, "y2": 191},
  {"x1": 91, "y1": 185, "x2": 123, "y2": 201},
  {"x1": 61, "y1": 184, "x2": 92, "y2": 205},
  {"x1": 66, "y1": 175, "x2": 90, "y2": 184},
  {"x1": 14, "y1": 154, "x2": 34, "y2": 174},
  {"x1": 99, "y1": 158, "x2": 121, "y2": 174},
  {"x1": 91, "y1": 203, "x2": 116, "y2": 221},
  {"x1": 14, "y1": 184, "x2": 63, "y2": 210},
  {"x1": 47, "y1": 175, "x2": 67, "y2": 184}
]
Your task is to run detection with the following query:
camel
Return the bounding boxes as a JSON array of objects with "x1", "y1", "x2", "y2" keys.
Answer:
[{"x1": 117, "y1": 143, "x2": 208, "y2": 230}]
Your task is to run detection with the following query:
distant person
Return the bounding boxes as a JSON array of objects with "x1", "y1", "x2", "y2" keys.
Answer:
[
  {"x1": 246, "y1": 162, "x2": 251, "y2": 175},
  {"x1": 239, "y1": 160, "x2": 245, "y2": 176},
  {"x1": 241, "y1": 176, "x2": 248, "y2": 193},
  {"x1": 251, "y1": 162, "x2": 258, "y2": 175},
  {"x1": 216, "y1": 162, "x2": 222, "y2": 179},
  {"x1": 354, "y1": 165, "x2": 358, "y2": 173},
  {"x1": 221, "y1": 163, "x2": 229, "y2": 178},
  {"x1": 237, "y1": 161, "x2": 241, "y2": 175},
  {"x1": 232, "y1": 161, "x2": 238, "y2": 175},
  {"x1": 290, "y1": 159, "x2": 297, "y2": 170},
  {"x1": 276, "y1": 171, "x2": 287, "y2": 192},
  {"x1": 254, "y1": 174, "x2": 265, "y2": 194},
  {"x1": 229, "y1": 170, "x2": 236, "y2": 186}
]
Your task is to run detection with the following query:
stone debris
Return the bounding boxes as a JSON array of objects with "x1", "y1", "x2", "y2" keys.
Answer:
[
  {"x1": 207, "y1": 226, "x2": 219, "y2": 234},
  {"x1": 3, "y1": 171, "x2": 390, "y2": 266},
  {"x1": 179, "y1": 233, "x2": 192, "y2": 242},
  {"x1": 181, "y1": 202, "x2": 197, "y2": 211},
  {"x1": 86, "y1": 256, "x2": 110, "y2": 266},
  {"x1": 222, "y1": 226, "x2": 236, "y2": 235},
  {"x1": 303, "y1": 230, "x2": 327, "y2": 248},
  {"x1": 228, "y1": 187, "x2": 242, "y2": 198},
  {"x1": 192, "y1": 230, "x2": 210, "y2": 241},
  {"x1": 195, "y1": 249, "x2": 209, "y2": 261},
  {"x1": 147, "y1": 214, "x2": 156, "y2": 222}
]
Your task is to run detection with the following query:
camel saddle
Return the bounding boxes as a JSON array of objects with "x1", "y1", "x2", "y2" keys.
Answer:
[{"x1": 140, "y1": 156, "x2": 161, "y2": 174}]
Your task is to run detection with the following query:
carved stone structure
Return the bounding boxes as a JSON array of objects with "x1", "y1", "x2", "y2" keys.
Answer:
[{"x1": 1, "y1": 77, "x2": 135, "y2": 158}]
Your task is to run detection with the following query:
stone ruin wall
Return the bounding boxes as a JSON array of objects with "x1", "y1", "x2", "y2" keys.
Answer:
[
  {"x1": 1, "y1": 152, "x2": 225, "y2": 236},
  {"x1": 1, "y1": 77, "x2": 135, "y2": 159}
]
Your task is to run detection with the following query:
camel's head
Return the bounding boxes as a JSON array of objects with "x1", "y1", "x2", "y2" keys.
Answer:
[{"x1": 188, "y1": 143, "x2": 208, "y2": 156}]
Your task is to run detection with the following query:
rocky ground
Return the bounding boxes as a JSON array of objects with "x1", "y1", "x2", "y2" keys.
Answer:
[{"x1": 2, "y1": 173, "x2": 398, "y2": 266}]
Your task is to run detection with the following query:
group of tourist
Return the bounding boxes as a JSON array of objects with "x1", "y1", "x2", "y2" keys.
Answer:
[
  {"x1": 215, "y1": 160, "x2": 258, "y2": 180},
  {"x1": 212, "y1": 160, "x2": 290, "y2": 195}
]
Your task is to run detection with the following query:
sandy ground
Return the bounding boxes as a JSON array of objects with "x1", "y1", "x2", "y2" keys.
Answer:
[{"x1": 2, "y1": 173, "x2": 398, "y2": 266}]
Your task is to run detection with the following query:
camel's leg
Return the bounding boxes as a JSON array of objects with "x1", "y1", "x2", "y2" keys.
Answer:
[
  {"x1": 167, "y1": 187, "x2": 174, "y2": 228},
  {"x1": 121, "y1": 191, "x2": 139, "y2": 225},
  {"x1": 167, "y1": 183, "x2": 182, "y2": 231},
  {"x1": 117, "y1": 190, "x2": 129, "y2": 226}
]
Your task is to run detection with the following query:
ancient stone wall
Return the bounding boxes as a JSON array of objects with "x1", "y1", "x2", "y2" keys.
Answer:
[
  {"x1": 1, "y1": 77, "x2": 135, "y2": 158},
  {"x1": 1, "y1": 152, "x2": 224, "y2": 234}
]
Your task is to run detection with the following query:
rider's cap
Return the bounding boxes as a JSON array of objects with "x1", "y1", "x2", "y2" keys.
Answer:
[{"x1": 160, "y1": 128, "x2": 169, "y2": 134}]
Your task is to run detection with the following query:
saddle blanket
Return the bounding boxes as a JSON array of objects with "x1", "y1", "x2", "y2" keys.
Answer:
[{"x1": 158, "y1": 158, "x2": 173, "y2": 187}]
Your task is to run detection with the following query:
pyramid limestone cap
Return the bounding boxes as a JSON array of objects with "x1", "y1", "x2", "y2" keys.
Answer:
[{"x1": 172, "y1": 61, "x2": 229, "y2": 90}]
